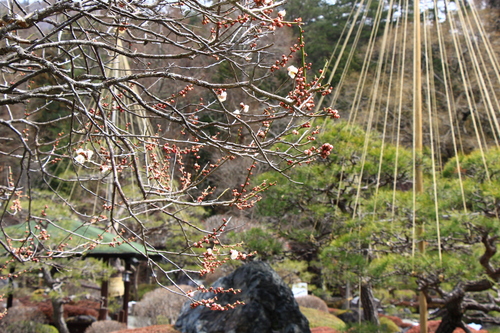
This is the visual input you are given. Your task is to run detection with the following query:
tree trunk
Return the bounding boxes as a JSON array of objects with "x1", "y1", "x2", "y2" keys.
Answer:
[
  {"x1": 42, "y1": 267, "x2": 70, "y2": 333},
  {"x1": 360, "y1": 282, "x2": 380, "y2": 326},
  {"x1": 52, "y1": 298, "x2": 70, "y2": 333},
  {"x1": 344, "y1": 280, "x2": 351, "y2": 310},
  {"x1": 435, "y1": 292, "x2": 470, "y2": 333}
]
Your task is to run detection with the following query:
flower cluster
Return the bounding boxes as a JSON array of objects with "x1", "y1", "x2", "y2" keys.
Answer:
[
  {"x1": 198, "y1": 246, "x2": 255, "y2": 276},
  {"x1": 188, "y1": 285, "x2": 244, "y2": 311},
  {"x1": 324, "y1": 107, "x2": 340, "y2": 119},
  {"x1": 320, "y1": 143, "x2": 334, "y2": 159},
  {"x1": 74, "y1": 148, "x2": 93, "y2": 164},
  {"x1": 190, "y1": 297, "x2": 245, "y2": 311},
  {"x1": 270, "y1": 38, "x2": 304, "y2": 73},
  {"x1": 229, "y1": 164, "x2": 274, "y2": 210},
  {"x1": 302, "y1": 143, "x2": 334, "y2": 159},
  {"x1": 234, "y1": 103, "x2": 249, "y2": 115}
]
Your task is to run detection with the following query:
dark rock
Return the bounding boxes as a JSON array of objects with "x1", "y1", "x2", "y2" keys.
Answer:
[
  {"x1": 66, "y1": 315, "x2": 96, "y2": 333},
  {"x1": 175, "y1": 261, "x2": 311, "y2": 333},
  {"x1": 66, "y1": 315, "x2": 96, "y2": 324},
  {"x1": 336, "y1": 309, "x2": 363, "y2": 324}
]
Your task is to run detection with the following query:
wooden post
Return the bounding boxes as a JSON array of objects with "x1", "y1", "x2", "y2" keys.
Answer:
[
  {"x1": 99, "y1": 258, "x2": 110, "y2": 321},
  {"x1": 98, "y1": 279, "x2": 109, "y2": 321},
  {"x1": 7, "y1": 266, "x2": 14, "y2": 308},
  {"x1": 120, "y1": 261, "x2": 131, "y2": 326}
]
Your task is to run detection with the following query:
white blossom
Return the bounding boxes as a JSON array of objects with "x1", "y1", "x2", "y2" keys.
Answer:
[
  {"x1": 287, "y1": 65, "x2": 298, "y2": 79},
  {"x1": 206, "y1": 248, "x2": 213, "y2": 255},
  {"x1": 217, "y1": 91, "x2": 227, "y2": 102},
  {"x1": 230, "y1": 249, "x2": 239, "y2": 260},
  {"x1": 242, "y1": 104, "x2": 249, "y2": 113},
  {"x1": 75, "y1": 149, "x2": 93, "y2": 164},
  {"x1": 100, "y1": 164, "x2": 111, "y2": 173},
  {"x1": 75, "y1": 154, "x2": 86, "y2": 164},
  {"x1": 278, "y1": 10, "x2": 286, "y2": 17}
]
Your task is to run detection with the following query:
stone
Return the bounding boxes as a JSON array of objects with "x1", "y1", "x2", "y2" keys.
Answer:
[
  {"x1": 335, "y1": 308, "x2": 363, "y2": 324},
  {"x1": 175, "y1": 261, "x2": 311, "y2": 333}
]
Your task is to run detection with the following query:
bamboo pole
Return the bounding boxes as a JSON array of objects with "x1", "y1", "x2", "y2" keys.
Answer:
[{"x1": 413, "y1": 0, "x2": 427, "y2": 332}]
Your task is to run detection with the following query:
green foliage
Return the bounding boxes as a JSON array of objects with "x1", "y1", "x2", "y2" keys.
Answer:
[
  {"x1": 299, "y1": 306, "x2": 346, "y2": 330},
  {"x1": 257, "y1": 121, "x2": 416, "y2": 257},
  {"x1": 1, "y1": 257, "x2": 113, "y2": 305},
  {"x1": 227, "y1": 227, "x2": 283, "y2": 259},
  {"x1": 392, "y1": 289, "x2": 417, "y2": 302},
  {"x1": 259, "y1": 117, "x2": 500, "y2": 317},
  {"x1": 442, "y1": 147, "x2": 500, "y2": 182},
  {"x1": 272, "y1": 259, "x2": 312, "y2": 285}
]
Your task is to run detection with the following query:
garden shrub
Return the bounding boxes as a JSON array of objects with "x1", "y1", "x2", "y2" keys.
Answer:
[
  {"x1": 4, "y1": 321, "x2": 57, "y2": 333},
  {"x1": 295, "y1": 295, "x2": 329, "y2": 313},
  {"x1": 84, "y1": 320, "x2": 126, "y2": 333},
  {"x1": 0, "y1": 305, "x2": 47, "y2": 333},
  {"x1": 133, "y1": 285, "x2": 192, "y2": 326}
]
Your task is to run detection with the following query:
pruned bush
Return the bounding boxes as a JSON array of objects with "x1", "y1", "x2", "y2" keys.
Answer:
[
  {"x1": 0, "y1": 305, "x2": 47, "y2": 323},
  {"x1": 84, "y1": 320, "x2": 126, "y2": 333},
  {"x1": 295, "y1": 295, "x2": 329, "y2": 313},
  {"x1": 133, "y1": 285, "x2": 191, "y2": 326},
  {"x1": 299, "y1": 306, "x2": 346, "y2": 331},
  {"x1": 2, "y1": 320, "x2": 57, "y2": 333},
  {"x1": 0, "y1": 305, "x2": 47, "y2": 333},
  {"x1": 379, "y1": 316, "x2": 401, "y2": 333}
]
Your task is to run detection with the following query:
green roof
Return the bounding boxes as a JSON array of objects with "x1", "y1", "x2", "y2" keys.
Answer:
[{"x1": 1, "y1": 219, "x2": 160, "y2": 260}]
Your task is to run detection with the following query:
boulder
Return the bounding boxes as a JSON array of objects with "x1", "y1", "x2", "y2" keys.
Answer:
[
  {"x1": 335, "y1": 308, "x2": 363, "y2": 324},
  {"x1": 295, "y1": 295, "x2": 329, "y2": 313},
  {"x1": 175, "y1": 261, "x2": 311, "y2": 333}
]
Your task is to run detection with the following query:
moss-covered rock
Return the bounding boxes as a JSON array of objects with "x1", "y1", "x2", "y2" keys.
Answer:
[
  {"x1": 300, "y1": 306, "x2": 346, "y2": 331},
  {"x1": 379, "y1": 316, "x2": 400, "y2": 333}
]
